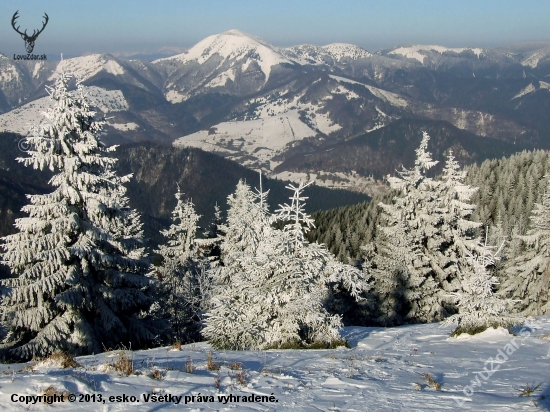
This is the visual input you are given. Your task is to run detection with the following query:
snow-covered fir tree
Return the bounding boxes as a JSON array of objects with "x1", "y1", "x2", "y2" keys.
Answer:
[
  {"x1": 203, "y1": 180, "x2": 369, "y2": 350},
  {"x1": 202, "y1": 180, "x2": 278, "y2": 349},
  {"x1": 272, "y1": 181, "x2": 369, "y2": 345},
  {"x1": 275, "y1": 182, "x2": 370, "y2": 313},
  {"x1": 372, "y1": 132, "x2": 446, "y2": 324},
  {"x1": 0, "y1": 74, "x2": 156, "y2": 360},
  {"x1": 436, "y1": 151, "x2": 481, "y2": 292},
  {"x1": 486, "y1": 212, "x2": 508, "y2": 273},
  {"x1": 151, "y1": 187, "x2": 210, "y2": 343},
  {"x1": 367, "y1": 136, "x2": 483, "y2": 326},
  {"x1": 501, "y1": 175, "x2": 550, "y2": 315},
  {"x1": 443, "y1": 234, "x2": 521, "y2": 336},
  {"x1": 221, "y1": 179, "x2": 272, "y2": 257},
  {"x1": 198, "y1": 203, "x2": 225, "y2": 266}
]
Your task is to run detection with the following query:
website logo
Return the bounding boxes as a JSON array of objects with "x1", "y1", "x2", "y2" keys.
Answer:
[{"x1": 11, "y1": 10, "x2": 48, "y2": 60}]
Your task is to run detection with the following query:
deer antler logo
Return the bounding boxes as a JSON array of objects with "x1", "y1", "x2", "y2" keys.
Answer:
[{"x1": 11, "y1": 11, "x2": 49, "y2": 54}]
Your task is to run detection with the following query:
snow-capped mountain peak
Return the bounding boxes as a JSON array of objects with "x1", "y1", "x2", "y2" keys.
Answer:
[{"x1": 154, "y1": 29, "x2": 293, "y2": 80}]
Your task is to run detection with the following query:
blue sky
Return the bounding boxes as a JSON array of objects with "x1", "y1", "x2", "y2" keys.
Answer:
[{"x1": 2, "y1": 0, "x2": 550, "y2": 58}]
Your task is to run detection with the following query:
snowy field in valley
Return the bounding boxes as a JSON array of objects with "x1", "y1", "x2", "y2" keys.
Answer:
[{"x1": 0, "y1": 318, "x2": 548, "y2": 411}]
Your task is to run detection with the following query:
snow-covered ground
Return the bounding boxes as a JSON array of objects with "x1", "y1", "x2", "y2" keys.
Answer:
[
  {"x1": 0, "y1": 318, "x2": 548, "y2": 411},
  {"x1": 174, "y1": 111, "x2": 316, "y2": 168},
  {"x1": 389, "y1": 45, "x2": 484, "y2": 64},
  {"x1": 173, "y1": 91, "x2": 344, "y2": 170},
  {"x1": 48, "y1": 55, "x2": 126, "y2": 82},
  {"x1": 329, "y1": 75, "x2": 409, "y2": 108}
]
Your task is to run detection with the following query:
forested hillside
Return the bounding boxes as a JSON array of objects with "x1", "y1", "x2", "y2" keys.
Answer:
[
  {"x1": 308, "y1": 149, "x2": 550, "y2": 318},
  {"x1": 0, "y1": 132, "x2": 369, "y2": 243},
  {"x1": 309, "y1": 150, "x2": 550, "y2": 262},
  {"x1": 466, "y1": 150, "x2": 550, "y2": 236}
]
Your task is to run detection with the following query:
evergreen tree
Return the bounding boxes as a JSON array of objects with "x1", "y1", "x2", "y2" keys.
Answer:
[
  {"x1": 221, "y1": 180, "x2": 271, "y2": 257},
  {"x1": 273, "y1": 182, "x2": 370, "y2": 339},
  {"x1": 203, "y1": 180, "x2": 369, "y2": 350},
  {"x1": 501, "y1": 175, "x2": 550, "y2": 315},
  {"x1": 443, "y1": 235, "x2": 521, "y2": 336},
  {"x1": 151, "y1": 187, "x2": 208, "y2": 343},
  {"x1": 202, "y1": 180, "x2": 279, "y2": 349},
  {"x1": 487, "y1": 212, "x2": 508, "y2": 273},
  {"x1": 437, "y1": 151, "x2": 481, "y2": 293},
  {"x1": 373, "y1": 132, "x2": 446, "y2": 324},
  {"x1": 198, "y1": 203, "x2": 225, "y2": 266},
  {"x1": 309, "y1": 148, "x2": 550, "y2": 323},
  {"x1": 0, "y1": 74, "x2": 156, "y2": 360},
  {"x1": 466, "y1": 150, "x2": 550, "y2": 237}
]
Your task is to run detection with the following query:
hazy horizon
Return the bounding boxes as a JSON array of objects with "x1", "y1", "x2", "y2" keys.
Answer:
[{"x1": 2, "y1": 0, "x2": 550, "y2": 59}]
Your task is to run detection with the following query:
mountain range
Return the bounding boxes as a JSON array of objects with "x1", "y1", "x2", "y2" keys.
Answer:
[{"x1": 1, "y1": 31, "x2": 550, "y2": 194}]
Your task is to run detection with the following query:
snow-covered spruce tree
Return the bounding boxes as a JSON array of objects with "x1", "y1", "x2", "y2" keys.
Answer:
[
  {"x1": 486, "y1": 212, "x2": 508, "y2": 273},
  {"x1": 150, "y1": 187, "x2": 210, "y2": 344},
  {"x1": 443, "y1": 234, "x2": 522, "y2": 336},
  {"x1": 197, "y1": 203, "x2": 225, "y2": 267},
  {"x1": 272, "y1": 181, "x2": 370, "y2": 346},
  {"x1": 202, "y1": 179, "x2": 277, "y2": 349},
  {"x1": 501, "y1": 175, "x2": 550, "y2": 315},
  {"x1": 437, "y1": 151, "x2": 481, "y2": 293},
  {"x1": 203, "y1": 180, "x2": 369, "y2": 350},
  {"x1": 221, "y1": 179, "x2": 271, "y2": 257},
  {"x1": 364, "y1": 220, "x2": 418, "y2": 326},
  {"x1": 372, "y1": 132, "x2": 446, "y2": 324},
  {"x1": 0, "y1": 74, "x2": 156, "y2": 360}
]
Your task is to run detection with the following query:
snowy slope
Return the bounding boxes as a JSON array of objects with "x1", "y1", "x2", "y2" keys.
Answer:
[
  {"x1": 512, "y1": 81, "x2": 550, "y2": 99},
  {"x1": 513, "y1": 83, "x2": 537, "y2": 99},
  {"x1": 173, "y1": 72, "x2": 408, "y2": 178},
  {"x1": 172, "y1": 82, "x2": 367, "y2": 171},
  {"x1": 174, "y1": 109, "x2": 317, "y2": 170},
  {"x1": 0, "y1": 64, "x2": 21, "y2": 83},
  {"x1": 284, "y1": 43, "x2": 371, "y2": 65},
  {"x1": 155, "y1": 30, "x2": 298, "y2": 103},
  {"x1": 330, "y1": 75, "x2": 409, "y2": 108},
  {"x1": 154, "y1": 32, "x2": 375, "y2": 104},
  {"x1": 0, "y1": 319, "x2": 548, "y2": 411},
  {"x1": 322, "y1": 43, "x2": 372, "y2": 61},
  {"x1": 48, "y1": 55, "x2": 126, "y2": 82},
  {"x1": 519, "y1": 47, "x2": 550, "y2": 68},
  {"x1": 389, "y1": 45, "x2": 484, "y2": 64},
  {"x1": 156, "y1": 32, "x2": 370, "y2": 76},
  {"x1": 0, "y1": 87, "x2": 129, "y2": 135}
]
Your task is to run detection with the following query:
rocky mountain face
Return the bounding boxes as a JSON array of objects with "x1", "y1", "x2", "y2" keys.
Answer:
[{"x1": 1, "y1": 32, "x2": 549, "y2": 194}]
